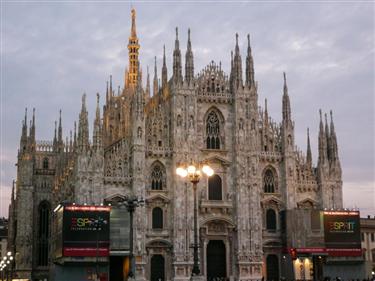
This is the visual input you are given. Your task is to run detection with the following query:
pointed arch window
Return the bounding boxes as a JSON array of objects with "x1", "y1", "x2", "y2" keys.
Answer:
[
  {"x1": 208, "y1": 175, "x2": 222, "y2": 200},
  {"x1": 263, "y1": 169, "x2": 276, "y2": 193},
  {"x1": 206, "y1": 111, "x2": 220, "y2": 149},
  {"x1": 151, "y1": 163, "x2": 165, "y2": 190},
  {"x1": 38, "y1": 201, "x2": 50, "y2": 266},
  {"x1": 152, "y1": 207, "x2": 163, "y2": 229},
  {"x1": 266, "y1": 209, "x2": 277, "y2": 231}
]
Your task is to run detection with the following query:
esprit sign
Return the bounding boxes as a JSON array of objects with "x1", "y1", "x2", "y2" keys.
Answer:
[
  {"x1": 62, "y1": 205, "x2": 110, "y2": 257},
  {"x1": 323, "y1": 211, "x2": 361, "y2": 249},
  {"x1": 328, "y1": 221, "x2": 356, "y2": 233}
]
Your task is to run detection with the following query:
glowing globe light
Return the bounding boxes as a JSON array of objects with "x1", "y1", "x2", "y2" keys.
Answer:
[{"x1": 187, "y1": 165, "x2": 196, "y2": 175}]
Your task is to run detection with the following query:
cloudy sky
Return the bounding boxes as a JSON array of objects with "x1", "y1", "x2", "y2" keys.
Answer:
[{"x1": 1, "y1": 1, "x2": 374, "y2": 217}]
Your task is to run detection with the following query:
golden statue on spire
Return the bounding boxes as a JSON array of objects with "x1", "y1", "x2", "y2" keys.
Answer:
[{"x1": 125, "y1": 8, "x2": 140, "y2": 89}]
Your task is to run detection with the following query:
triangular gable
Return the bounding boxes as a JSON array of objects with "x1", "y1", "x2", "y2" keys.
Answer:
[
  {"x1": 203, "y1": 155, "x2": 231, "y2": 166},
  {"x1": 261, "y1": 195, "x2": 283, "y2": 207},
  {"x1": 104, "y1": 193, "x2": 128, "y2": 204},
  {"x1": 297, "y1": 198, "x2": 318, "y2": 208},
  {"x1": 146, "y1": 193, "x2": 170, "y2": 203}
]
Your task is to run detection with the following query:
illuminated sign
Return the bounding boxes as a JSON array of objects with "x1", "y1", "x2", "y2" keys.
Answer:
[
  {"x1": 323, "y1": 211, "x2": 361, "y2": 249},
  {"x1": 328, "y1": 221, "x2": 356, "y2": 233},
  {"x1": 62, "y1": 205, "x2": 111, "y2": 257}
]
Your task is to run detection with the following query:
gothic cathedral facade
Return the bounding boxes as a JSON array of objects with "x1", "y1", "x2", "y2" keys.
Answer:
[{"x1": 8, "y1": 9, "x2": 343, "y2": 281}]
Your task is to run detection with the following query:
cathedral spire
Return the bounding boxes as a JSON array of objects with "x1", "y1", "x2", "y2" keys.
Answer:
[
  {"x1": 318, "y1": 109, "x2": 327, "y2": 166},
  {"x1": 185, "y1": 28, "x2": 194, "y2": 85},
  {"x1": 231, "y1": 33, "x2": 243, "y2": 90},
  {"x1": 53, "y1": 120, "x2": 57, "y2": 151},
  {"x1": 245, "y1": 34, "x2": 255, "y2": 88},
  {"x1": 133, "y1": 62, "x2": 145, "y2": 120},
  {"x1": 306, "y1": 127, "x2": 312, "y2": 168},
  {"x1": 110, "y1": 75, "x2": 113, "y2": 97},
  {"x1": 69, "y1": 130, "x2": 73, "y2": 152},
  {"x1": 282, "y1": 72, "x2": 292, "y2": 123},
  {"x1": 325, "y1": 113, "x2": 330, "y2": 160},
  {"x1": 162, "y1": 45, "x2": 168, "y2": 89},
  {"x1": 73, "y1": 121, "x2": 77, "y2": 149},
  {"x1": 29, "y1": 108, "x2": 35, "y2": 144},
  {"x1": 93, "y1": 93, "x2": 102, "y2": 150},
  {"x1": 58, "y1": 109, "x2": 63, "y2": 143},
  {"x1": 11, "y1": 180, "x2": 15, "y2": 203},
  {"x1": 106, "y1": 80, "x2": 109, "y2": 103},
  {"x1": 146, "y1": 65, "x2": 150, "y2": 101},
  {"x1": 264, "y1": 98, "x2": 269, "y2": 129},
  {"x1": 131, "y1": 7, "x2": 137, "y2": 38},
  {"x1": 19, "y1": 108, "x2": 29, "y2": 154},
  {"x1": 329, "y1": 110, "x2": 340, "y2": 163},
  {"x1": 21, "y1": 108, "x2": 28, "y2": 141},
  {"x1": 173, "y1": 27, "x2": 182, "y2": 84},
  {"x1": 126, "y1": 8, "x2": 140, "y2": 88},
  {"x1": 153, "y1": 56, "x2": 158, "y2": 96},
  {"x1": 78, "y1": 93, "x2": 89, "y2": 153}
]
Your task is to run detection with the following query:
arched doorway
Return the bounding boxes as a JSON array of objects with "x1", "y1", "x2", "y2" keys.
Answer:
[
  {"x1": 150, "y1": 255, "x2": 165, "y2": 281},
  {"x1": 206, "y1": 240, "x2": 226, "y2": 281},
  {"x1": 266, "y1": 254, "x2": 279, "y2": 281}
]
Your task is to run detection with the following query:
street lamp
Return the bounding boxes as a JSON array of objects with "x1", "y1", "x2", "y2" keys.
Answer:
[
  {"x1": 119, "y1": 196, "x2": 144, "y2": 279},
  {"x1": 176, "y1": 161, "x2": 214, "y2": 278}
]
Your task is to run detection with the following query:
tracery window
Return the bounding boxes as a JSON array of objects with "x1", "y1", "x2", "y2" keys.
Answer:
[
  {"x1": 208, "y1": 175, "x2": 222, "y2": 200},
  {"x1": 38, "y1": 201, "x2": 50, "y2": 266},
  {"x1": 152, "y1": 207, "x2": 163, "y2": 229},
  {"x1": 263, "y1": 169, "x2": 276, "y2": 193},
  {"x1": 151, "y1": 163, "x2": 165, "y2": 190},
  {"x1": 206, "y1": 111, "x2": 220, "y2": 149},
  {"x1": 266, "y1": 209, "x2": 276, "y2": 231},
  {"x1": 43, "y1": 157, "x2": 49, "y2": 169}
]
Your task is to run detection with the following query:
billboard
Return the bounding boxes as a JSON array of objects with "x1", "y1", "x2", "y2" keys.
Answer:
[
  {"x1": 62, "y1": 205, "x2": 110, "y2": 257},
  {"x1": 110, "y1": 207, "x2": 130, "y2": 250},
  {"x1": 323, "y1": 210, "x2": 361, "y2": 249}
]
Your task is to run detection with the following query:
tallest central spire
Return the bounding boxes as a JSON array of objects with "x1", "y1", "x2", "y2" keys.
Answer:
[
  {"x1": 125, "y1": 8, "x2": 140, "y2": 89},
  {"x1": 131, "y1": 8, "x2": 137, "y2": 38}
]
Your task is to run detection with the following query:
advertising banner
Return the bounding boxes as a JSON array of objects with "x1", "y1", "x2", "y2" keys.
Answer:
[
  {"x1": 323, "y1": 210, "x2": 361, "y2": 249},
  {"x1": 110, "y1": 208, "x2": 130, "y2": 250},
  {"x1": 63, "y1": 205, "x2": 110, "y2": 257}
]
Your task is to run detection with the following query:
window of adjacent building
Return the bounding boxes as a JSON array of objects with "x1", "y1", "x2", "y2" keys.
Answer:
[
  {"x1": 43, "y1": 157, "x2": 49, "y2": 169},
  {"x1": 206, "y1": 111, "x2": 220, "y2": 149},
  {"x1": 152, "y1": 207, "x2": 163, "y2": 229},
  {"x1": 362, "y1": 232, "x2": 365, "y2": 242},
  {"x1": 266, "y1": 209, "x2": 277, "y2": 231},
  {"x1": 151, "y1": 163, "x2": 165, "y2": 190},
  {"x1": 208, "y1": 175, "x2": 222, "y2": 200},
  {"x1": 38, "y1": 201, "x2": 50, "y2": 266},
  {"x1": 263, "y1": 169, "x2": 276, "y2": 193},
  {"x1": 371, "y1": 233, "x2": 374, "y2": 242}
]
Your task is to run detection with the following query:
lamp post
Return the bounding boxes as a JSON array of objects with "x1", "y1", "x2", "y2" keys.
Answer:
[
  {"x1": 0, "y1": 259, "x2": 4, "y2": 281},
  {"x1": 120, "y1": 196, "x2": 144, "y2": 279},
  {"x1": 2, "y1": 256, "x2": 7, "y2": 281},
  {"x1": 6, "y1": 252, "x2": 13, "y2": 281},
  {"x1": 176, "y1": 162, "x2": 214, "y2": 278}
]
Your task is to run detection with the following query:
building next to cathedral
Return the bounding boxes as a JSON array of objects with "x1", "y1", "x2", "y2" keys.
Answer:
[{"x1": 8, "y1": 8, "x2": 365, "y2": 281}]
